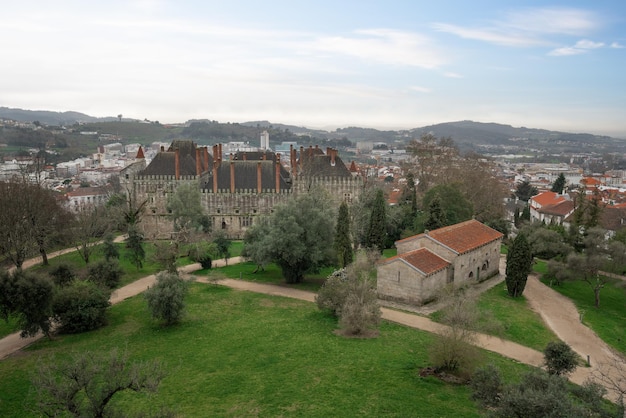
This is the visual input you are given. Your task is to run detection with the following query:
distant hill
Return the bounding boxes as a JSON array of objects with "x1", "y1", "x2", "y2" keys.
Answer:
[
  {"x1": 2, "y1": 106, "x2": 624, "y2": 154},
  {"x1": 0, "y1": 106, "x2": 121, "y2": 125}
]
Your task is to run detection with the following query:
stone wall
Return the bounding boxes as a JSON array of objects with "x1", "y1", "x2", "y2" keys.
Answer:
[{"x1": 377, "y1": 260, "x2": 449, "y2": 305}]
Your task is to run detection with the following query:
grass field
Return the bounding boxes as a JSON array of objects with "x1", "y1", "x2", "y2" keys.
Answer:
[
  {"x1": 473, "y1": 282, "x2": 558, "y2": 351},
  {"x1": 0, "y1": 283, "x2": 532, "y2": 417}
]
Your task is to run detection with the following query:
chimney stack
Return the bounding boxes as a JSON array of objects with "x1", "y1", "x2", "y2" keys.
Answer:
[
  {"x1": 203, "y1": 147, "x2": 209, "y2": 171},
  {"x1": 331, "y1": 148, "x2": 336, "y2": 166},
  {"x1": 275, "y1": 153, "x2": 281, "y2": 193},
  {"x1": 195, "y1": 148, "x2": 202, "y2": 176},
  {"x1": 257, "y1": 162, "x2": 262, "y2": 193},
  {"x1": 212, "y1": 164, "x2": 218, "y2": 192}
]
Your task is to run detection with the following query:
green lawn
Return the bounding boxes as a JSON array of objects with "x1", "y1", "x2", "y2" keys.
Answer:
[
  {"x1": 428, "y1": 281, "x2": 558, "y2": 352},
  {"x1": 200, "y1": 261, "x2": 334, "y2": 291},
  {"x1": 540, "y1": 276, "x2": 626, "y2": 356},
  {"x1": 30, "y1": 242, "x2": 195, "y2": 287},
  {"x1": 473, "y1": 282, "x2": 559, "y2": 351},
  {"x1": 0, "y1": 283, "x2": 532, "y2": 417}
]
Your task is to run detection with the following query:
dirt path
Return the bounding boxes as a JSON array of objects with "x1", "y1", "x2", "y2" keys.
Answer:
[{"x1": 524, "y1": 274, "x2": 625, "y2": 399}]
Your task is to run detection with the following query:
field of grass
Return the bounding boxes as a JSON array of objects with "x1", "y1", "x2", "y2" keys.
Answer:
[
  {"x1": 540, "y1": 276, "x2": 626, "y2": 356},
  {"x1": 428, "y1": 281, "x2": 558, "y2": 352},
  {"x1": 473, "y1": 282, "x2": 558, "y2": 351},
  {"x1": 30, "y1": 242, "x2": 197, "y2": 288},
  {"x1": 201, "y1": 261, "x2": 334, "y2": 291},
  {"x1": 0, "y1": 283, "x2": 532, "y2": 417}
]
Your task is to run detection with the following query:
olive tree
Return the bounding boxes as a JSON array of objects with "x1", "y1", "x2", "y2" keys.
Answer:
[
  {"x1": 145, "y1": 271, "x2": 188, "y2": 325},
  {"x1": 243, "y1": 189, "x2": 335, "y2": 283},
  {"x1": 32, "y1": 348, "x2": 166, "y2": 417}
]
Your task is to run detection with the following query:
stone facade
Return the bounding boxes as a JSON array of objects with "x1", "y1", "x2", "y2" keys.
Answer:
[
  {"x1": 377, "y1": 220, "x2": 503, "y2": 306},
  {"x1": 121, "y1": 141, "x2": 363, "y2": 239}
]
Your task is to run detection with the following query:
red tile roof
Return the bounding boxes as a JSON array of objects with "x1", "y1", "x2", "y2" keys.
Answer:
[
  {"x1": 383, "y1": 248, "x2": 450, "y2": 276},
  {"x1": 538, "y1": 200, "x2": 575, "y2": 216},
  {"x1": 530, "y1": 191, "x2": 565, "y2": 208},
  {"x1": 426, "y1": 219, "x2": 503, "y2": 254},
  {"x1": 136, "y1": 146, "x2": 145, "y2": 159}
]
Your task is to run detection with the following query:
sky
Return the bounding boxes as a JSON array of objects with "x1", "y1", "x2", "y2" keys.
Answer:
[{"x1": 2, "y1": 1, "x2": 625, "y2": 137}]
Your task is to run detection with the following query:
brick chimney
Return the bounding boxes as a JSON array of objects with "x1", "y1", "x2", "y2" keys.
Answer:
[
  {"x1": 275, "y1": 153, "x2": 281, "y2": 193},
  {"x1": 331, "y1": 148, "x2": 336, "y2": 166},
  {"x1": 175, "y1": 148, "x2": 180, "y2": 180},
  {"x1": 290, "y1": 144, "x2": 296, "y2": 177},
  {"x1": 195, "y1": 148, "x2": 202, "y2": 176},
  {"x1": 257, "y1": 162, "x2": 262, "y2": 193},
  {"x1": 300, "y1": 146, "x2": 304, "y2": 171},
  {"x1": 212, "y1": 164, "x2": 218, "y2": 192},
  {"x1": 160, "y1": 145, "x2": 165, "y2": 152},
  {"x1": 203, "y1": 147, "x2": 209, "y2": 172}
]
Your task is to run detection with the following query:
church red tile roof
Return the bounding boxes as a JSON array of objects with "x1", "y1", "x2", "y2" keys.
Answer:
[
  {"x1": 426, "y1": 220, "x2": 503, "y2": 254},
  {"x1": 397, "y1": 219, "x2": 503, "y2": 255},
  {"x1": 382, "y1": 248, "x2": 450, "y2": 276}
]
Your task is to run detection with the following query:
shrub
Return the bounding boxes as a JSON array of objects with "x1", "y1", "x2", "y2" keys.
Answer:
[
  {"x1": 188, "y1": 242, "x2": 215, "y2": 269},
  {"x1": 49, "y1": 264, "x2": 76, "y2": 287},
  {"x1": 470, "y1": 364, "x2": 502, "y2": 407},
  {"x1": 52, "y1": 280, "x2": 110, "y2": 334},
  {"x1": 495, "y1": 370, "x2": 575, "y2": 418},
  {"x1": 544, "y1": 341, "x2": 578, "y2": 376},
  {"x1": 145, "y1": 272, "x2": 188, "y2": 325},
  {"x1": 102, "y1": 233, "x2": 119, "y2": 261},
  {"x1": 87, "y1": 260, "x2": 123, "y2": 289},
  {"x1": 338, "y1": 277, "x2": 380, "y2": 335},
  {"x1": 153, "y1": 241, "x2": 179, "y2": 273},
  {"x1": 315, "y1": 268, "x2": 348, "y2": 316}
]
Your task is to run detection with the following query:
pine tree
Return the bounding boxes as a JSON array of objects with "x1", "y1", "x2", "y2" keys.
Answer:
[
  {"x1": 366, "y1": 189, "x2": 387, "y2": 253},
  {"x1": 551, "y1": 173, "x2": 566, "y2": 194},
  {"x1": 334, "y1": 201, "x2": 353, "y2": 267},
  {"x1": 424, "y1": 195, "x2": 447, "y2": 231},
  {"x1": 505, "y1": 233, "x2": 533, "y2": 297}
]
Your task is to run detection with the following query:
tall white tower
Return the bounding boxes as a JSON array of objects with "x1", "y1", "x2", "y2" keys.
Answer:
[{"x1": 260, "y1": 130, "x2": 270, "y2": 150}]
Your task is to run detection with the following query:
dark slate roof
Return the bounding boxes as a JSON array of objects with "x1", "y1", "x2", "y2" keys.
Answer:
[
  {"x1": 140, "y1": 140, "x2": 213, "y2": 176},
  {"x1": 298, "y1": 152, "x2": 352, "y2": 178},
  {"x1": 202, "y1": 160, "x2": 292, "y2": 191},
  {"x1": 233, "y1": 151, "x2": 279, "y2": 162},
  {"x1": 140, "y1": 152, "x2": 197, "y2": 176}
]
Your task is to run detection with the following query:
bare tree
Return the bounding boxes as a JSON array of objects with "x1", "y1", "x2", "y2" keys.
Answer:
[
  {"x1": 32, "y1": 348, "x2": 166, "y2": 417},
  {"x1": 72, "y1": 206, "x2": 110, "y2": 264}
]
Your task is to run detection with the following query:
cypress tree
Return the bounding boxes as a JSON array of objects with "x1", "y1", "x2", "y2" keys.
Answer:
[
  {"x1": 505, "y1": 233, "x2": 533, "y2": 297},
  {"x1": 366, "y1": 189, "x2": 387, "y2": 253},
  {"x1": 424, "y1": 195, "x2": 447, "y2": 231},
  {"x1": 334, "y1": 201, "x2": 353, "y2": 267}
]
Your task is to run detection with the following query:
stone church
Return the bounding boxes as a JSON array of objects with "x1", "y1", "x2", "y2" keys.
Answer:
[
  {"x1": 121, "y1": 140, "x2": 363, "y2": 239},
  {"x1": 377, "y1": 220, "x2": 503, "y2": 306}
]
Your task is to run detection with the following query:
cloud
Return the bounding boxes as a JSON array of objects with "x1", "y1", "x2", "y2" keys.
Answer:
[
  {"x1": 548, "y1": 38, "x2": 606, "y2": 56},
  {"x1": 433, "y1": 7, "x2": 602, "y2": 48},
  {"x1": 409, "y1": 86, "x2": 431, "y2": 93},
  {"x1": 611, "y1": 42, "x2": 624, "y2": 49},
  {"x1": 443, "y1": 72, "x2": 463, "y2": 78},
  {"x1": 312, "y1": 29, "x2": 446, "y2": 69}
]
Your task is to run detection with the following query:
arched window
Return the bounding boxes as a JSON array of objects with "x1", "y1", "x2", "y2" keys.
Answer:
[{"x1": 468, "y1": 271, "x2": 474, "y2": 279}]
